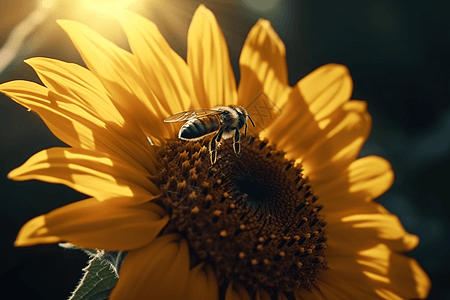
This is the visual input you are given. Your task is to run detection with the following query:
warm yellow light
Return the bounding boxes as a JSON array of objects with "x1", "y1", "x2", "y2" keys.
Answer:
[
  {"x1": 78, "y1": 0, "x2": 139, "y2": 9},
  {"x1": 0, "y1": 0, "x2": 55, "y2": 73},
  {"x1": 41, "y1": 0, "x2": 55, "y2": 9}
]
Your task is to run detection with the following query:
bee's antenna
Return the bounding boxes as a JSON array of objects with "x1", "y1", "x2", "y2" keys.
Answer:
[
  {"x1": 244, "y1": 114, "x2": 255, "y2": 138},
  {"x1": 247, "y1": 114, "x2": 255, "y2": 127}
]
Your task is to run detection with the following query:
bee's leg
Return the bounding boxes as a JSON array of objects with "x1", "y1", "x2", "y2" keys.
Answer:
[
  {"x1": 209, "y1": 136, "x2": 217, "y2": 165},
  {"x1": 216, "y1": 127, "x2": 225, "y2": 143},
  {"x1": 209, "y1": 127, "x2": 224, "y2": 164},
  {"x1": 233, "y1": 127, "x2": 241, "y2": 155},
  {"x1": 244, "y1": 122, "x2": 248, "y2": 138}
]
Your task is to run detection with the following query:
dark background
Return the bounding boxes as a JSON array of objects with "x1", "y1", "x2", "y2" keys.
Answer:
[{"x1": 0, "y1": 0, "x2": 448, "y2": 299}]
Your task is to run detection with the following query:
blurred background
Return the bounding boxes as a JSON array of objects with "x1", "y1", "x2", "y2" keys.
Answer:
[{"x1": 0, "y1": 0, "x2": 448, "y2": 299}]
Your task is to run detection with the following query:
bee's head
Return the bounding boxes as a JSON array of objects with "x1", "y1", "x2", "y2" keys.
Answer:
[
  {"x1": 238, "y1": 106, "x2": 255, "y2": 128},
  {"x1": 232, "y1": 106, "x2": 253, "y2": 126},
  {"x1": 233, "y1": 106, "x2": 255, "y2": 137}
]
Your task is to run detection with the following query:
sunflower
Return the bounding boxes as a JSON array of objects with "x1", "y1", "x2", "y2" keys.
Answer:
[{"x1": 1, "y1": 5, "x2": 430, "y2": 300}]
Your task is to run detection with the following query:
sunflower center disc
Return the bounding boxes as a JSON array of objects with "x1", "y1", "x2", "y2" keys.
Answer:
[{"x1": 154, "y1": 135, "x2": 327, "y2": 296}]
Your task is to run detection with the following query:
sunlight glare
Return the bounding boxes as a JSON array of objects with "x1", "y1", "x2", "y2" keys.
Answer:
[
  {"x1": 41, "y1": 0, "x2": 55, "y2": 9},
  {"x1": 0, "y1": 0, "x2": 55, "y2": 74},
  {"x1": 78, "y1": 0, "x2": 140, "y2": 9}
]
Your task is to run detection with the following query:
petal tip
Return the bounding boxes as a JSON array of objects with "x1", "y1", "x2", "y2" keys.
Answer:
[
  {"x1": 13, "y1": 238, "x2": 32, "y2": 247},
  {"x1": 14, "y1": 241, "x2": 30, "y2": 247},
  {"x1": 254, "y1": 18, "x2": 285, "y2": 54},
  {"x1": 56, "y1": 19, "x2": 83, "y2": 34},
  {"x1": 15, "y1": 215, "x2": 47, "y2": 247},
  {"x1": 192, "y1": 4, "x2": 217, "y2": 26},
  {"x1": 7, "y1": 169, "x2": 18, "y2": 180},
  {"x1": 256, "y1": 18, "x2": 272, "y2": 28},
  {"x1": 55, "y1": 19, "x2": 70, "y2": 28},
  {"x1": 23, "y1": 58, "x2": 33, "y2": 65},
  {"x1": 404, "y1": 233, "x2": 420, "y2": 250},
  {"x1": 195, "y1": 3, "x2": 212, "y2": 14},
  {"x1": 324, "y1": 63, "x2": 351, "y2": 77},
  {"x1": 22, "y1": 57, "x2": 47, "y2": 69}
]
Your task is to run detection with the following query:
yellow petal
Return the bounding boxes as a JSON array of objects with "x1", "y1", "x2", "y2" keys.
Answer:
[
  {"x1": 319, "y1": 244, "x2": 430, "y2": 300},
  {"x1": 294, "y1": 288, "x2": 325, "y2": 300},
  {"x1": 0, "y1": 80, "x2": 159, "y2": 173},
  {"x1": 325, "y1": 204, "x2": 419, "y2": 253},
  {"x1": 25, "y1": 57, "x2": 123, "y2": 125},
  {"x1": 238, "y1": 19, "x2": 290, "y2": 133},
  {"x1": 112, "y1": 10, "x2": 197, "y2": 114},
  {"x1": 379, "y1": 249, "x2": 431, "y2": 299},
  {"x1": 317, "y1": 278, "x2": 379, "y2": 300},
  {"x1": 25, "y1": 57, "x2": 159, "y2": 168},
  {"x1": 0, "y1": 80, "x2": 99, "y2": 149},
  {"x1": 255, "y1": 288, "x2": 271, "y2": 300},
  {"x1": 261, "y1": 82, "x2": 319, "y2": 153},
  {"x1": 110, "y1": 234, "x2": 189, "y2": 300},
  {"x1": 302, "y1": 100, "x2": 371, "y2": 181},
  {"x1": 15, "y1": 198, "x2": 168, "y2": 250},
  {"x1": 8, "y1": 147, "x2": 159, "y2": 204},
  {"x1": 315, "y1": 260, "x2": 382, "y2": 300},
  {"x1": 57, "y1": 20, "x2": 172, "y2": 144},
  {"x1": 225, "y1": 281, "x2": 251, "y2": 300},
  {"x1": 277, "y1": 292, "x2": 290, "y2": 300},
  {"x1": 297, "y1": 63, "x2": 353, "y2": 120},
  {"x1": 187, "y1": 5, "x2": 237, "y2": 108},
  {"x1": 184, "y1": 263, "x2": 219, "y2": 300},
  {"x1": 316, "y1": 156, "x2": 394, "y2": 208},
  {"x1": 0, "y1": 80, "x2": 47, "y2": 113},
  {"x1": 262, "y1": 64, "x2": 354, "y2": 163}
]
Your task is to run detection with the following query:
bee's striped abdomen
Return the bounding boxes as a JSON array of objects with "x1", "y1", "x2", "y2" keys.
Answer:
[{"x1": 179, "y1": 115, "x2": 220, "y2": 140}]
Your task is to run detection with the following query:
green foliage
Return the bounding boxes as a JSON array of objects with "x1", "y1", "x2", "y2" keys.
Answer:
[{"x1": 61, "y1": 244, "x2": 126, "y2": 300}]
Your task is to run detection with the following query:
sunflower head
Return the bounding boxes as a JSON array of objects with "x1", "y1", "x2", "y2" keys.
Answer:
[
  {"x1": 154, "y1": 135, "x2": 327, "y2": 294},
  {"x1": 0, "y1": 4, "x2": 430, "y2": 300}
]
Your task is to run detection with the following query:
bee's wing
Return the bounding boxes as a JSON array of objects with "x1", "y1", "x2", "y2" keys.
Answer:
[{"x1": 164, "y1": 109, "x2": 223, "y2": 122}]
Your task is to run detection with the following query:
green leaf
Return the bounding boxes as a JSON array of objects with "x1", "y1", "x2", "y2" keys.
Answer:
[{"x1": 67, "y1": 248, "x2": 126, "y2": 300}]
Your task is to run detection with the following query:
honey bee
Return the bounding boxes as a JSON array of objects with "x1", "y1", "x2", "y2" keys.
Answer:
[{"x1": 164, "y1": 106, "x2": 255, "y2": 164}]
